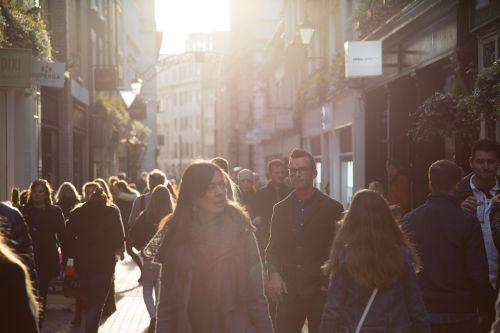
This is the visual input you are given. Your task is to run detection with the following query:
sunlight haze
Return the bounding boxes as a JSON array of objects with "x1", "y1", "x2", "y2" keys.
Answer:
[{"x1": 155, "y1": 0, "x2": 230, "y2": 54}]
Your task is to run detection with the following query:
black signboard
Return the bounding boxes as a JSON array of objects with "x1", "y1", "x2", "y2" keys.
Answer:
[{"x1": 94, "y1": 66, "x2": 118, "y2": 91}]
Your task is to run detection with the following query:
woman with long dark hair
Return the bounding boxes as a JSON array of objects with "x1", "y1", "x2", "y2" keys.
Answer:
[
  {"x1": 22, "y1": 179, "x2": 66, "y2": 327},
  {"x1": 131, "y1": 185, "x2": 174, "y2": 332},
  {"x1": 154, "y1": 161, "x2": 274, "y2": 333},
  {"x1": 55, "y1": 182, "x2": 81, "y2": 219},
  {"x1": 0, "y1": 228, "x2": 39, "y2": 333},
  {"x1": 319, "y1": 190, "x2": 430, "y2": 333},
  {"x1": 66, "y1": 183, "x2": 125, "y2": 333}
]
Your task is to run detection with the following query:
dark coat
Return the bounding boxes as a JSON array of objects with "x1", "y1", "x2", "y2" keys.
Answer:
[
  {"x1": 22, "y1": 204, "x2": 65, "y2": 279},
  {"x1": 403, "y1": 193, "x2": 495, "y2": 316},
  {"x1": 0, "y1": 260, "x2": 39, "y2": 333},
  {"x1": 155, "y1": 205, "x2": 274, "y2": 333},
  {"x1": 265, "y1": 189, "x2": 343, "y2": 299},
  {"x1": 319, "y1": 248, "x2": 430, "y2": 333},
  {"x1": 0, "y1": 202, "x2": 35, "y2": 272},
  {"x1": 251, "y1": 183, "x2": 292, "y2": 253},
  {"x1": 65, "y1": 200, "x2": 124, "y2": 275}
]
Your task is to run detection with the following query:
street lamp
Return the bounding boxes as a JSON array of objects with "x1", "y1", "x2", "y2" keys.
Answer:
[
  {"x1": 131, "y1": 74, "x2": 143, "y2": 95},
  {"x1": 298, "y1": 20, "x2": 315, "y2": 46}
]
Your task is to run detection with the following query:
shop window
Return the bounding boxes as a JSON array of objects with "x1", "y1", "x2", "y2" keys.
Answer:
[
  {"x1": 42, "y1": 127, "x2": 59, "y2": 185},
  {"x1": 341, "y1": 159, "x2": 354, "y2": 206},
  {"x1": 479, "y1": 33, "x2": 499, "y2": 71}
]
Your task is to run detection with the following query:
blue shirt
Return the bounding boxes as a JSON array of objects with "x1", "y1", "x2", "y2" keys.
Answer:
[{"x1": 292, "y1": 190, "x2": 318, "y2": 232}]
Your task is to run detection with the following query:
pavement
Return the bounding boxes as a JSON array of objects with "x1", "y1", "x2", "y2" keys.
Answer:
[
  {"x1": 42, "y1": 256, "x2": 310, "y2": 333},
  {"x1": 43, "y1": 256, "x2": 151, "y2": 333}
]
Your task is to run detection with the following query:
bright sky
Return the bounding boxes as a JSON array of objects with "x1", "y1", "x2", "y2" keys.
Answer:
[{"x1": 155, "y1": 0, "x2": 230, "y2": 55}]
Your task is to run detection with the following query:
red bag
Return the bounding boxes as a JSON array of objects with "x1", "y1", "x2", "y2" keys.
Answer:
[{"x1": 63, "y1": 258, "x2": 86, "y2": 300}]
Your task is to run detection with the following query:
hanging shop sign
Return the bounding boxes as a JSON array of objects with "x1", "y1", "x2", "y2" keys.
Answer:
[
  {"x1": 32, "y1": 61, "x2": 65, "y2": 88},
  {"x1": 94, "y1": 66, "x2": 118, "y2": 91},
  {"x1": 0, "y1": 48, "x2": 31, "y2": 88},
  {"x1": 344, "y1": 41, "x2": 382, "y2": 78}
]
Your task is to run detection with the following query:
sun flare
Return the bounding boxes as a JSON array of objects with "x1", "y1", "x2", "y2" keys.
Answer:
[{"x1": 155, "y1": 0, "x2": 230, "y2": 54}]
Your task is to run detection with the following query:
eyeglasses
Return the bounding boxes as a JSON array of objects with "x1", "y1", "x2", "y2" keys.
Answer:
[{"x1": 288, "y1": 167, "x2": 315, "y2": 175}]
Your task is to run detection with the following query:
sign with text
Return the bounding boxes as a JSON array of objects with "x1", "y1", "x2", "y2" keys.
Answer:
[
  {"x1": 344, "y1": 41, "x2": 382, "y2": 78},
  {"x1": 32, "y1": 61, "x2": 65, "y2": 88},
  {"x1": 0, "y1": 48, "x2": 31, "y2": 88}
]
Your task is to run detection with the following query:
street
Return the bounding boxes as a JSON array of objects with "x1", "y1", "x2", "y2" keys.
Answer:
[{"x1": 43, "y1": 256, "x2": 150, "y2": 333}]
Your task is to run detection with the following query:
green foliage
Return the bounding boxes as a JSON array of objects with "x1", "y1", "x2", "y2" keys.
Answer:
[
  {"x1": 409, "y1": 60, "x2": 500, "y2": 143},
  {"x1": 408, "y1": 92, "x2": 478, "y2": 142},
  {"x1": 97, "y1": 93, "x2": 151, "y2": 141},
  {"x1": 352, "y1": 0, "x2": 414, "y2": 38},
  {"x1": 295, "y1": 52, "x2": 346, "y2": 111},
  {"x1": 0, "y1": 2, "x2": 51, "y2": 60}
]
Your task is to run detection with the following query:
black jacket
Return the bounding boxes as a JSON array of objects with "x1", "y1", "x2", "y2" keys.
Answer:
[
  {"x1": 66, "y1": 200, "x2": 125, "y2": 275},
  {"x1": 403, "y1": 192, "x2": 495, "y2": 315},
  {"x1": 251, "y1": 183, "x2": 292, "y2": 253},
  {"x1": 265, "y1": 189, "x2": 343, "y2": 299},
  {"x1": 0, "y1": 202, "x2": 35, "y2": 271},
  {"x1": 22, "y1": 204, "x2": 65, "y2": 279}
]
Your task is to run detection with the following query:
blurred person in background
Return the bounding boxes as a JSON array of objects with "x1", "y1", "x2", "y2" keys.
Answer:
[
  {"x1": 155, "y1": 161, "x2": 274, "y2": 333},
  {"x1": 54, "y1": 182, "x2": 81, "y2": 219},
  {"x1": 237, "y1": 169, "x2": 256, "y2": 213},
  {"x1": 130, "y1": 185, "x2": 174, "y2": 332},
  {"x1": 253, "y1": 159, "x2": 292, "y2": 255},
  {"x1": 10, "y1": 187, "x2": 22, "y2": 210},
  {"x1": 0, "y1": 227, "x2": 39, "y2": 333},
  {"x1": 22, "y1": 179, "x2": 66, "y2": 328},
  {"x1": 66, "y1": 184, "x2": 125, "y2": 333}
]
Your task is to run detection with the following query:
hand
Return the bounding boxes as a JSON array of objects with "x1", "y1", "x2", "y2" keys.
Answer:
[
  {"x1": 461, "y1": 195, "x2": 478, "y2": 215},
  {"x1": 266, "y1": 272, "x2": 288, "y2": 303},
  {"x1": 493, "y1": 194, "x2": 500, "y2": 203}
]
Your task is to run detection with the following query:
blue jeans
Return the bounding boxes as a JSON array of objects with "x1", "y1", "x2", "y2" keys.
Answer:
[
  {"x1": 79, "y1": 270, "x2": 114, "y2": 333},
  {"x1": 142, "y1": 259, "x2": 160, "y2": 318}
]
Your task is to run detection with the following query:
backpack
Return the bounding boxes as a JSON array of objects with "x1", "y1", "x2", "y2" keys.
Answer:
[{"x1": 129, "y1": 210, "x2": 155, "y2": 251}]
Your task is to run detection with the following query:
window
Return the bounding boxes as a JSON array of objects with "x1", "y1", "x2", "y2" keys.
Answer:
[{"x1": 479, "y1": 33, "x2": 500, "y2": 71}]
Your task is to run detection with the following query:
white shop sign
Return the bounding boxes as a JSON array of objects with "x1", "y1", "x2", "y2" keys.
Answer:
[
  {"x1": 32, "y1": 61, "x2": 65, "y2": 88},
  {"x1": 344, "y1": 41, "x2": 382, "y2": 78}
]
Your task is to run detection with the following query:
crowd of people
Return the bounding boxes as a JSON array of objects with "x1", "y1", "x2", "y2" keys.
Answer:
[{"x1": 2, "y1": 141, "x2": 500, "y2": 333}]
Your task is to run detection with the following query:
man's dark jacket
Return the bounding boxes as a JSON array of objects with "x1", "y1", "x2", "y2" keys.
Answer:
[
  {"x1": 251, "y1": 183, "x2": 292, "y2": 253},
  {"x1": 402, "y1": 192, "x2": 495, "y2": 315},
  {"x1": 265, "y1": 189, "x2": 343, "y2": 299}
]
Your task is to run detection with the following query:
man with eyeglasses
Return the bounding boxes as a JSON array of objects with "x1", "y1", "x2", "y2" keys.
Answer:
[{"x1": 265, "y1": 148, "x2": 343, "y2": 333}]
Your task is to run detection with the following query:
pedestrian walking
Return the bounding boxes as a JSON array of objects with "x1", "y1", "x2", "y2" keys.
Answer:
[
  {"x1": 66, "y1": 183, "x2": 125, "y2": 333},
  {"x1": 457, "y1": 139, "x2": 500, "y2": 332},
  {"x1": 130, "y1": 184, "x2": 174, "y2": 332},
  {"x1": 386, "y1": 158, "x2": 411, "y2": 213},
  {"x1": 319, "y1": 189, "x2": 430, "y2": 333},
  {"x1": 266, "y1": 148, "x2": 344, "y2": 333},
  {"x1": 22, "y1": 179, "x2": 66, "y2": 328},
  {"x1": 404, "y1": 160, "x2": 495, "y2": 333},
  {"x1": 237, "y1": 168, "x2": 256, "y2": 212},
  {"x1": 154, "y1": 161, "x2": 274, "y2": 333},
  {"x1": 0, "y1": 228, "x2": 39, "y2": 333},
  {"x1": 252, "y1": 158, "x2": 292, "y2": 255},
  {"x1": 55, "y1": 182, "x2": 81, "y2": 219}
]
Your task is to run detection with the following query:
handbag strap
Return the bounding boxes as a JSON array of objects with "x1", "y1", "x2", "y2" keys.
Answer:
[{"x1": 355, "y1": 288, "x2": 379, "y2": 333}]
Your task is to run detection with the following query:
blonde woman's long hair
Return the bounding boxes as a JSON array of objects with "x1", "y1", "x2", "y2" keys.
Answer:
[{"x1": 0, "y1": 227, "x2": 39, "y2": 320}]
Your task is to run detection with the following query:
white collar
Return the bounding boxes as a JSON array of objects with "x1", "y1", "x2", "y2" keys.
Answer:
[{"x1": 470, "y1": 175, "x2": 500, "y2": 196}]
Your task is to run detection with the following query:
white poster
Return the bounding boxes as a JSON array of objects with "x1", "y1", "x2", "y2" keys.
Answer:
[{"x1": 32, "y1": 61, "x2": 65, "y2": 88}]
